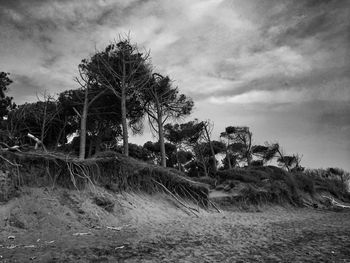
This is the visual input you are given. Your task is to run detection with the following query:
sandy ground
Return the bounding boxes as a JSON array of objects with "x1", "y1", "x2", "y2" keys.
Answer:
[{"x1": 0, "y1": 188, "x2": 350, "y2": 262}]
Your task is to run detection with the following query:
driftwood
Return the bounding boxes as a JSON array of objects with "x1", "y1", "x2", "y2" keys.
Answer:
[
  {"x1": 323, "y1": 195, "x2": 350, "y2": 209},
  {"x1": 27, "y1": 133, "x2": 47, "y2": 152}
]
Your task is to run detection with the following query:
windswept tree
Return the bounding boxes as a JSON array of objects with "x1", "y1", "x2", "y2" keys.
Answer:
[
  {"x1": 251, "y1": 143, "x2": 280, "y2": 166},
  {"x1": 164, "y1": 119, "x2": 218, "y2": 175},
  {"x1": 220, "y1": 126, "x2": 253, "y2": 167},
  {"x1": 143, "y1": 140, "x2": 178, "y2": 166},
  {"x1": 79, "y1": 37, "x2": 152, "y2": 157},
  {"x1": 190, "y1": 140, "x2": 224, "y2": 177},
  {"x1": 277, "y1": 153, "x2": 303, "y2": 172},
  {"x1": 143, "y1": 73, "x2": 193, "y2": 167},
  {"x1": 196, "y1": 120, "x2": 218, "y2": 172},
  {"x1": 164, "y1": 120, "x2": 203, "y2": 171},
  {"x1": 220, "y1": 130, "x2": 233, "y2": 169},
  {"x1": 257, "y1": 142, "x2": 304, "y2": 172}
]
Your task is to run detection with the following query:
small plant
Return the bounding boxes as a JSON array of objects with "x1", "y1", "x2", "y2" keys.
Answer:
[{"x1": 93, "y1": 195, "x2": 114, "y2": 212}]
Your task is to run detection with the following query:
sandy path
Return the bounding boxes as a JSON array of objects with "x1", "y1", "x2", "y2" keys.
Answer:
[{"x1": 2, "y1": 207, "x2": 349, "y2": 262}]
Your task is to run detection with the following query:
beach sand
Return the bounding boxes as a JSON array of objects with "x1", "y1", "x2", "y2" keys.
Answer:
[{"x1": 0, "y1": 187, "x2": 349, "y2": 262}]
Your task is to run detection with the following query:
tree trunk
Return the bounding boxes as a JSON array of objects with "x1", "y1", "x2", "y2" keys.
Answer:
[
  {"x1": 246, "y1": 152, "x2": 252, "y2": 166},
  {"x1": 176, "y1": 149, "x2": 181, "y2": 171},
  {"x1": 204, "y1": 124, "x2": 216, "y2": 173},
  {"x1": 246, "y1": 132, "x2": 252, "y2": 166},
  {"x1": 121, "y1": 86, "x2": 129, "y2": 156},
  {"x1": 277, "y1": 149, "x2": 290, "y2": 172},
  {"x1": 88, "y1": 138, "x2": 93, "y2": 158},
  {"x1": 95, "y1": 135, "x2": 102, "y2": 155},
  {"x1": 40, "y1": 99, "x2": 48, "y2": 146},
  {"x1": 79, "y1": 88, "x2": 88, "y2": 160},
  {"x1": 157, "y1": 112, "x2": 166, "y2": 167},
  {"x1": 56, "y1": 116, "x2": 67, "y2": 149},
  {"x1": 227, "y1": 150, "x2": 232, "y2": 170},
  {"x1": 199, "y1": 150, "x2": 208, "y2": 177}
]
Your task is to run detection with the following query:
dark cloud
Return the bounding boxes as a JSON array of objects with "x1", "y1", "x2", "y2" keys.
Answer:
[
  {"x1": 0, "y1": 0, "x2": 349, "y2": 169},
  {"x1": 205, "y1": 66, "x2": 350, "y2": 100},
  {"x1": 264, "y1": 0, "x2": 350, "y2": 45}
]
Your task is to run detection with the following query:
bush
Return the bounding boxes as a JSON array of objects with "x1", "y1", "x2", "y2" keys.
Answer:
[
  {"x1": 294, "y1": 172, "x2": 315, "y2": 195},
  {"x1": 239, "y1": 184, "x2": 269, "y2": 205},
  {"x1": 93, "y1": 195, "x2": 114, "y2": 212},
  {"x1": 216, "y1": 169, "x2": 260, "y2": 184}
]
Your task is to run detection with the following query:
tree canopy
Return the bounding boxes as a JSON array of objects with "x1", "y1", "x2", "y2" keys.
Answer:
[
  {"x1": 0, "y1": 72, "x2": 15, "y2": 121},
  {"x1": 78, "y1": 38, "x2": 152, "y2": 156},
  {"x1": 143, "y1": 73, "x2": 193, "y2": 167}
]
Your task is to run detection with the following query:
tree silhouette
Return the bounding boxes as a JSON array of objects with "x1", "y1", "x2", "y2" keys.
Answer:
[
  {"x1": 0, "y1": 72, "x2": 15, "y2": 120},
  {"x1": 80, "y1": 37, "x2": 152, "y2": 157},
  {"x1": 6, "y1": 100, "x2": 68, "y2": 148},
  {"x1": 58, "y1": 86, "x2": 125, "y2": 158},
  {"x1": 220, "y1": 126, "x2": 253, "y2": 167}
]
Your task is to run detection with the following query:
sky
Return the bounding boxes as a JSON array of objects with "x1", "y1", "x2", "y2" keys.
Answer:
[{"x1": 0, "y1": 0, "x2": 349, "y2": 170}]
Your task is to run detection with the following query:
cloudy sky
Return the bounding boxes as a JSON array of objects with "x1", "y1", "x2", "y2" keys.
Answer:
[{"x1": 0, "y1": 0, "x2": 349, "y2": 170}]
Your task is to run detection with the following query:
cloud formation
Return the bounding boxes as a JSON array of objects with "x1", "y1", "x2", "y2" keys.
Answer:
[{"x1": 0, "y1": 0, "x2": 349, "y2": 169}]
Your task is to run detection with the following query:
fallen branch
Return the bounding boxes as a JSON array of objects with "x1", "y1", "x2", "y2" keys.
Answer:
[
  {"x1": 72, "y1": 232, "x2": 92, "y2": 236},
  {"x1": 27, "y1": 133, "x2": 47, "y2": 152},
  {"x1": 106, "y1": 226, "x2": 122, "y2": 231},
  {"x1": 322, "y1": 195, "x2": 350, "y2": 209}
]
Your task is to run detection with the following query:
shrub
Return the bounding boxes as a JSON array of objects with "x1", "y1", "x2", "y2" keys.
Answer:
[
  {"x1": 216, "y1": 169, "x2": 260, "y2": 184},
  {"x1": 239, "y1": 184, "x2": 269, "y2": 205},
  {"x1": 93, "y1": 195, "x2": 114, "y2": 212},
  {"x1": 294, "y1": 172, "x2": 315, "y2": 195}
]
